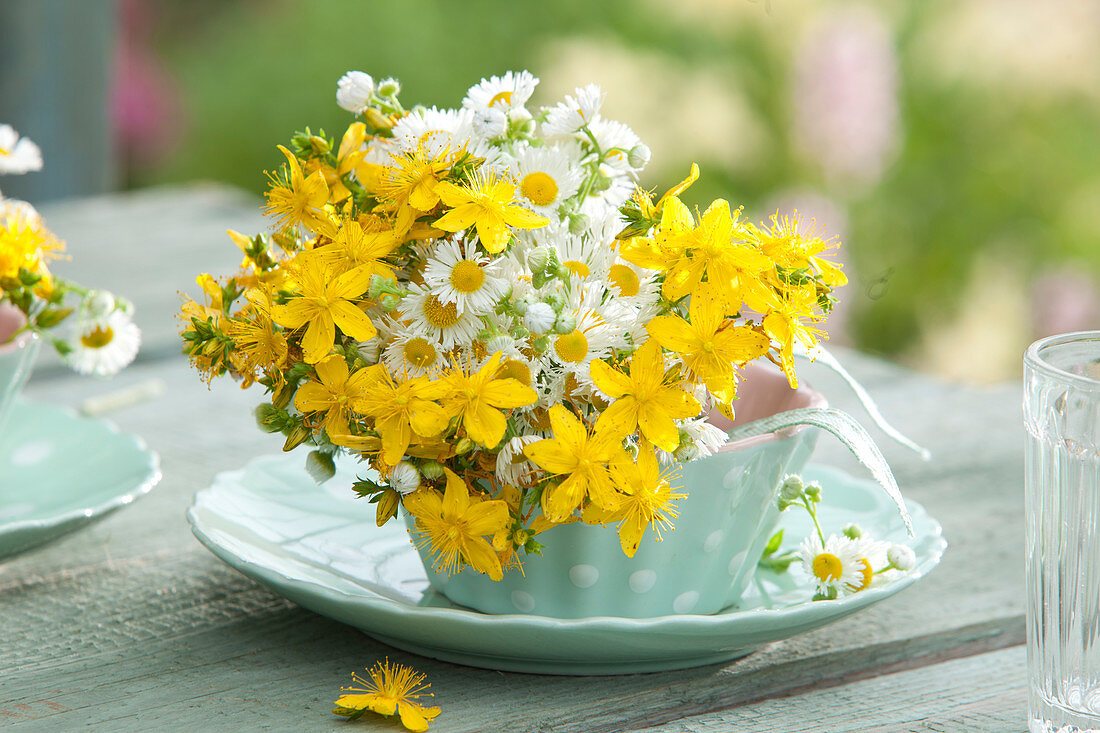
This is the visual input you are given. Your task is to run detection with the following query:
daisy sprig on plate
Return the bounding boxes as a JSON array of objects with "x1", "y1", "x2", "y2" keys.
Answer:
[
  {"x1": 0, "y1": 124, "x2": 139, "y2": 376},
  {"x1": 179, "y1": 70, "x2": 849, "y2": 580}
]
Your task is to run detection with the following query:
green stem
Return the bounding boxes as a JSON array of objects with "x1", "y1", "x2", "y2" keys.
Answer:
[{"x1": 802, "y1": 496, "x2": 827, "y2": 546}]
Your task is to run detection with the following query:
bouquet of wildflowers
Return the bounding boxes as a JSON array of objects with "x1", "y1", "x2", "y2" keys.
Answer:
[
  {"x1": 0, "y1": 125, "x2": 140, "y2": 376},
  {"x1": 180, "y1": 71, "x2": 847, "y2": 581}
]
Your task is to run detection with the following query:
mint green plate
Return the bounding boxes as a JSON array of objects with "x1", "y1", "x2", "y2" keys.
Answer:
[
  {"x1": 188, "y1": 452, "x2": 945, "y2": 675},
  {"x1": 0, "y1": 400, "x2": 161, "y2": 560}
]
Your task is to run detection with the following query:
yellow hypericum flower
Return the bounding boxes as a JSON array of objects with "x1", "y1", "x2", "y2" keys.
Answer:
[
  {"x1": 618, "y1": 196, "x2": 694, "y2": 274},
  {"x1": 304, "y1": 122, "x2": 370, "y2": 203},
  {"x1": 271, "y1": 255, "x2": 377, "y2": 363},
  {"x1": 356, "y1": 364, "x2": 449, "y2": 465},
  {"x1": 374, "y1": 146, "x2": 460, "y2": 235},
  {"x1": 433, "y1": 173, "x2": 548, "y2": 254},
  {"x1": 647, "y1": 292, "x2": 770, "y2": 396},
  {"x1": 423, "y1": 352, "x2": 537, "y2": 449},
  {"x1": 628, "y1": 162, "x2": 700, "y2": 220},
  {"x1": 0, "y1": 208, "x2": 63, "y2": 279},
  {"x1": 761, "y1": 286, "x2": 826, "y2": 388},
  {"x1": 294, "y1": 354, "x2": 373, "y2": 436},
  {"x1": 404, "y1": 468, "x2": 511, "y2": 580},
  {"x1": 662, "y1": 199, "x2": 772, "y2": 307},
  {"x1": 750, "y1": 213, "x2": 847, "y2": 287},
  {"x1": 584, "y1": 442, "x2": 685, "y2": 557},
  {"x1": 225, "y1": 288, "x2": 288, "y2": 387},
  {"x1": 264, "y1": 146, "x2": 331, "y2": 235},
  {"x1": 523, "y1": 405, "x2": 625, "y2": 523},
  {"x1": 320, "y1": 219, "x2": 398, "y2": 280},
  {"x1": 590, "y1": 338, "x2": 700, "y2": 451},
  {"x1": 333, "y1": 659, "x2": 441, "y2": 732}
]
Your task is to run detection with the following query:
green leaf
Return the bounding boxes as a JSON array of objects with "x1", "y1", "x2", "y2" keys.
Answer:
[{"x1": 763, "y1": 529, "x2": 784, "y2": 557}]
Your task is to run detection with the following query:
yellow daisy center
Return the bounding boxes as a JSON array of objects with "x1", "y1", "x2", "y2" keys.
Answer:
[
  {"x1": 521, "y1": 171, "x2": 559, "y2": 207},
  {"x1": 489, "y1": 90, "x2": 514, "y2": 107},
  {"x1": 554, "y1": 330, "x2": 589, "y2": 363},
  {"x1": 423, "y1": 295, "x2": 460, "y2": 329},
  {"x1": 80, "y1": 325, "x2": 115, "y2": 349},
  {"x1": 403, "y1": 337, "x2": 438, "y2": 368},
  {"x1": 812, "y1": 552, "x2": 843, "y2": 582},
  {"x1": 855, "y1": 558, "x2": 873, "y2": 591},
  {"x1": 562, "y1": 260, "x2": 590, "y2": 278},
  {"x1": 608, "y1": 264, "x2": 640, "y2": 297},
  {"x1": 497, "y1": 358, "x2": 531, "y2": 385},
  {"x1": 449, "y1": 260, "x2": 485, "y2": 294}
]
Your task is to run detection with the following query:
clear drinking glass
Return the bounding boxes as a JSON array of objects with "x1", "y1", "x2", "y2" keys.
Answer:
[{"x1": 1026, "y1": 331, "x2": 1100, "y2": 733}]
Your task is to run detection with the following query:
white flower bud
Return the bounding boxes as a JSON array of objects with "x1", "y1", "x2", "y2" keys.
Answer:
[
  {"x1": 527, "y1": 247, "x2": 550, "y2": 272},
  {"x1": 524, "y1": 302, "x2": 557, "y2": 333},
  {"x1": 486, "y1": 334, "x2": 514, "y2": 354},
  {"x1": 377, "y1": 77, "x2": 401, "y2": 97},
  {"x1": 842, "y1": 522, "x2": 862, "y2": 540},
  {"x1": 568, "y1": 213, "x2": 590, "y2": 235},
  {"x1": 554, "y1": 313, "x2": 577, "y2": 334},
  {"x1": 778, "y1": 475, "x2": 804, "y2": 502},
  {"x1": 887, "y1": 544, "x2": 916, "y2": 571},
  {"x1": 628, "y1": 143, "x2": 651, "y2": 168},
  {"x1": 390, "y1": 462, "x2": 420, "y2": 495},
  {"x1": 84, "y1": 290, "x2": 116, "y2": 319},
  {"x1": 336, "y1": 71, "x2": 375, "y2": 114}
]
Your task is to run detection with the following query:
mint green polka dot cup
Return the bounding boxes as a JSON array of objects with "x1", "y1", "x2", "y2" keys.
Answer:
[
  {"x1": 409, "y1": 364, "x2": 825, "y2": 619},
  {"x1": 0, "y1": 304, "x2": 40, "y2": 438}
]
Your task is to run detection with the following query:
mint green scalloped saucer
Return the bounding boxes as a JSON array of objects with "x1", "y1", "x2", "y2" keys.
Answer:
[
  {"x1": 0, "y1": 399, "x2": 161, "y2": 560},
  {"x1": 188, "y1": 452, "x2": 945, "y2": 675}
]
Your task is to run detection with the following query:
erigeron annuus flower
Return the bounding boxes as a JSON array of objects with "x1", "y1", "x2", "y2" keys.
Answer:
[
  {"x1": 0, "y1": 124, "x2": 43, "y2": 174},
  {"x1": 336, "y1": 71, "x2": 375, "y2": 114},
  {"x1": 495, "y1": 434, "x2": 541, "y2": 486},
  {"x1": 391, "y1": 107, "x2": 479, "y2": 158},
  {"x1": 397, "y1": 283, "x2": 483, "y2": 350},
  {"x1": 542, "y1": 83, "x2": 605, "y2": 137},
  {"x1": 382, "y1": 322, "x2": 446, "y2": 379},
  {"x1": 422, "y1": 238, "x2": 508, "y2": 316},
  {"x1": 510, "y1": 145, "x2": 583, "y2": 215},
  {"x1": 799, "y1": 534, "x2": 870, "y2": 596},
  {"x1": 463, "y1": 70, "x2": 539, "y2": 139},
  {"x1": 67, "y1": 310, "x2": 141, "y2": 377}
]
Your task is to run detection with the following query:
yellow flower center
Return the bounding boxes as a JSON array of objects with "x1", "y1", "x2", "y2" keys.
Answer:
[
  {"x1": 554, "y1": 330, "x2": 589, "y2": 364},
  {"x1": 521, "y1": 171, "x2": 559, "y2": 207},
  {"x1": 403, "y1": 337, "x2": 438, "y2": 368},
  {"x1": 812, "y1": 552, "x2": 843, "y2": 582},
  {"x1": 562, "y1": 260, "x2": 590, "y2": 278},
  {"x1": 449, "y1": 260, "x2": 485, "y2": 294},
  {"x1": 497, "y1": 358, "x2": 531, "y2": 385},
  {"x1": 608, "y1": 264, "x2": 640, "y2": 297},
  {"x1": 489, "y1": 90, "x2": 514, "y2": 107},
  {"x1": 855, "y1": 558, "x2": 873, "y2": 591},
  {"x1": 423, "y1": 295, "x2": 460, "y2": 329},
  {"x1": 80, "y1": 325, "x2": 115, "y2": 349},
  {"x1": 702, "y1": 340, "x2": 715, "y2": 353}
]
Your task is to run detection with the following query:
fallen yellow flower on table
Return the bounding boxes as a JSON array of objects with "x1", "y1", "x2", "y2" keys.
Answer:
[{"x1": 333, "y1": 658, "x2": 441, "y2": 732}]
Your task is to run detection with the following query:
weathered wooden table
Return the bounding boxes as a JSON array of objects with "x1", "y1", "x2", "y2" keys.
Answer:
[{"x1": 2, "y1": 185, "x2": 1026, "y2": 732}]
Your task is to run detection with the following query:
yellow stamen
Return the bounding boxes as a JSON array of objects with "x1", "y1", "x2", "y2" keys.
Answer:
[
  {"x1": 521, "y1": 171, "x2": 559, "y2": 207},
  {"x1": 403, "y1": 337, "x2": 438, "y2": 368},
  {"x1": 608, "y1": 264, "x2": 639, "y2": 297},
  {"x1": 423, "y1": 295, "x2": 460, "y2": 329},
  {"x1": 813, "y1": 552, "x2": 843, "y2": 582},
  {"x1": 449, "y1": 260, "x2": 485, "y2": 294},
  {"x1": 80, "y1": 325, "x2": 115, "y2": 349},
  {"x1": 562, "y1": 260, "x2": 590, "y2": 278},
  {"x1": 554, "y1": 330, "x2": 589, "y2": 363},
  {"x1": 496, "y1": 358, "x2": 531, "y2": 386}
]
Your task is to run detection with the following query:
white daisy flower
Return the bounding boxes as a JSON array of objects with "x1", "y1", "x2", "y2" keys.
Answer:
[
  {"x1": 589, "y1": 118, "x2": 644, "y2": 172},
  {"x1": 464, "y1": 71, "x2": 539, "y2": 139},
  {"x1": 510, "y1": 144, "x2": 583, "y2": 215},
  {"x1": 495, "y1": 435, "x2": 541, "y2": 486},
  {"x1": 336, "y1": 71, "x2": 375, "y2": 114},
  {"x1": 0, "y1": 125, "x2": 43, "y2": 175},
  {"x1": 67, "y1": 310, "x2": 141, "y2": 377},
  {"x1": 542, "y1": 83, "x2": 605, "y2": 137},
  {"x1": 422, "y1": 239, "x2": 508, "y2": 316},
  {"x1": 798, "y1": 534, "x2": 871, "y2": 597},
  {"x1": 551, "y1": 224, "x2": 615, "y2": 283},
  {"x1": 382, "y1": 321, "x2": 446, "y2": 379},
  {"x1": 391, "y1": 106, "x2": 481, "y2": 157},
  {"x1": 390, "y1": 462, "x2": 421, "y2": 495},
  {"x1": 397, "y1": 283, "x2": 482, "y2": 350},
  {"x1": 547, "y1": 293, "x2": 625, "y2": 388}
]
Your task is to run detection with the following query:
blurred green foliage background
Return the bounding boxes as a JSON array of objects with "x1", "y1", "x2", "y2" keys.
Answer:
[{"x1": 121, "y1": 0, "x2": 1100, "y2": 381}]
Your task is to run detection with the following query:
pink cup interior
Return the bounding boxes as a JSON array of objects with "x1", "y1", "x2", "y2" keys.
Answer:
[
  {"x1": 0, "y1": 304, "x2": 29, "y2": 354},
  {"x1": 707, "y1": 361, "x2": 827, "y2": 451}
]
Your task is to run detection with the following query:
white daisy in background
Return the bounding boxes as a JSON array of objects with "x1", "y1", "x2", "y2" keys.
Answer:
[
  {"x1": 463, "y1": 71, "x2": 539, "y2": 138},
  {"x1": 397, "y1": 283, "x2": 482, "y2": 350},
  {"x1": 391, "y1": 107, "x2": 480, "y2": 157},
  {"x1": 422, "y1": 238, "x2": 508, "y2": 316},
  {"x1": 798, "y1": 534, "x2": 870, "y2": 597},
  {"x1": 381, "y1": 321, "x2": 447, "y2": 379},
  {"x1": 510, "y1": 144, "x2": 584, "y2": 216},
  {"x1": 542, "y1": 84, "x2": 605, "y2": 137},
  {"x1": 0, "y1": 125, "x2": 43, "y2": 175},
  {"x1": 68, "y1": 310, "x2": 141, "y2": 377},
  {"x1": 335, "y1": 71, "x2": 375, "y2": 114},
  {"x1": 495, "y1": 435, "x2": 541, "y2": 486}
]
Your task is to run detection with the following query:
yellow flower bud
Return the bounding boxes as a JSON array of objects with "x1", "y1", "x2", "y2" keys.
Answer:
[{"x1": 376, "y1": 488, "x2": 399, "y2": 527}]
